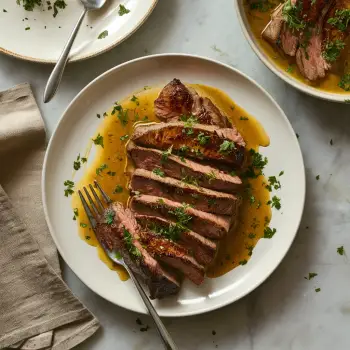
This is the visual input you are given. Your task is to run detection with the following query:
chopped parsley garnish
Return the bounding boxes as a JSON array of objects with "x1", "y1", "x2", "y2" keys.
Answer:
[
  {"x1": 305, "y1": 272, "x2": 318, "y2": 280},
  {"x1": 111, "y1": 102, "x2": 129, "y2": 126},
  {"x1": 248, "y1": 233, "x2": 256, "y2": 239},
  {"x1": 267, "y1": 195, "x2": 281, "y2": 210},
  {"x1": 197, "y1": 132, "x2": 210, "y2": 145},
  {"x1": 316, "y1": 175, "x2": 320, "y2": 180},
  {"x1": 168, "y1": 203, "x2": 192, "y2": 228},
  {"x1": 123, "y1": 228, "x2": 142, "y2": 258},
  {"x1": 98, "y1": 30, "x2": 108, "y2": 39},
  {"x1": 96, "y1": 163, "x2": 108, "y2": 176},
  {"x1": 219, "y1": 140, "x2": 236, "y2": 155},
  {"x1": 153, "y1": 168, "x2": 165, "y2": 177},
  {"x1": 206, "y1": 170, "x2": 217, "y2": 183},
  {"x1": 113, "y1": 185, "x2": 123, "y2": 194},
  {"x1": 120, "y1": 134, "x2": 129, "y2": 141},
  {"x1": 330, "y1": 139, "x2": 333, "y2": 146},
  {"x1": 250, "y1": 195, "x2": 256, "y2": 204},
  {"x1": 327, "y1": 9, "x2": 350, "y2": 32},
  {"x1": 73, "y1": 208, "x2": 78, "y2": 220},
  {"x1": 104, "y1": 209, "x2": 115, "y2": 225},
  {"x1": 3, "y1": 9, "x2": 7, "y2": 12},
  {"x1": 150, "y1": 222, "x2": 182, "y2": 241},
  {"x1": 286, "y1": 64, "x2": 294, "y2": 73},
  {"x1": 92, "y1": 133, "x2": 104, "y2": 148},
  {"x1": 315, "y1": 288, "x2": 321, "y2": 293},
  {"x1": 73, "y1": 154, "x2": 81, "y2": 170},
  {"x1": 181, "y1": 115, "x2": 198, "y2": 136},
  {"x1": 208, "y1": 198, "x2": 216, "y2": 207},
  {"x1": 80, "y1": 222, "x2": 87, "y2": 228},
  {"x1": 323, "y1": 40, "x2": 345, "y2": 63},
  {"x1": 240, "y1": 116, "x2": 249, "y2": 120},
  {"x1": 244, "y1": 149, "x2": 268, "y2": 178},
  {"x1": 230, "y1": 170, "x2": 237, "y2": 177},
  {"x1": 181, "y1": 175, "x2": 199, "y2": 187},
  {"x1": 282, "y1": 0, "x2": 305, "y2": 32},
  {"x1": 264, "y1": 226, "x2": 276, "y2": 239},
  {"x1": 130, "y1": 95, "x2": 139, "y2": 105},
  {"x1": 107, "y1": 171, "x2": 116, "y2": 176},
  {"x1": 337, "y1": 246, "x2": 345, "y2": 256},
  {"x1": 64, "y1": 180, "x2": 74, "y2": 197},
  {"x1": 85, "y1": 235, "x2": 91, "y2": 240},
  {"x1": 161, "y1": 145, "x2": 173, "y2": 163},
  {"x1": 25, "y1": 26, "x2": 30, "y2": 30},
  {"x1": 266, "y1": 176, "x2": 281, "y2": 191},
  {"x1": 249, "y1": 0, "x2": 275, "y2": 12},
  {"x1": 96, "y1": 113, "x2": 101, "y2": 118},
  {"x1": 239, "y1": 259, "x2": 247, "y2": 266},
  {"x1": 279, "y1": 170, "x2": 284, "y2": 176},
  {"x1": 339, "y1": 74, "x2": 350, "y2": 91},
  {"x1": 118, "y1": 4, "x2": 130, "y2": 16}
]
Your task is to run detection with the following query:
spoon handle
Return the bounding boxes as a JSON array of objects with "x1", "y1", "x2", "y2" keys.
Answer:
[
  {"x1": 126, "y1": 267, "x2": 179, "y2": 350},
  {"x1": 43, "y1": 8, "x2": 88, "y2": 103}
]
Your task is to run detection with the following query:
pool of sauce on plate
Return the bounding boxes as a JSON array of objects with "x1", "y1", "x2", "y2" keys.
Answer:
[
  {"x1": 71, "y1": 84, "x2": 270, "y2": 280},
  {"x1": 244, "y1": 1, "x2": 350, "y2": 94}
]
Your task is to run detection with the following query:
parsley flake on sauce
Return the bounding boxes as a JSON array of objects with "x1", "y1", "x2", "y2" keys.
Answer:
[
  {"x1": 80, "y1": 222, "x2": 87, "y2": 228},
  {"x1": 120, "y1": 134, "x2": 129, "y2": 141},
  {"x1": 92, "y1": 133, "x2": 104, "y2": 148},
  {"x1": 113, "y1": 185, "x2": 123, "y2": 194},
  {"x1": 130, "y1": 95, "x2": 139, "y2": 105},
  {"x1": 98, "y1": 30, "x2": 108, "y2": 39},
  {"x1": 96, "y1": 163, "x2": 108, "y2": 176}
]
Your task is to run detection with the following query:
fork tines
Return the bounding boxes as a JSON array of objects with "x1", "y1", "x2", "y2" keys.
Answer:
[{"x1": 78, "y1": 180, "x2": 113, "y2": 230}]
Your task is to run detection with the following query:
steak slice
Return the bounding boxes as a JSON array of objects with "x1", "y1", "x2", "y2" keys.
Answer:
[
  {"x1": 95, "y1": 202, "x2": 180, "y2": 299},
  {"x1": 136, "y1": 214, "x2": 218, "y2": 266},
  {"x1": 130, "y1": 168, "x2": 241, "y2": 216},
  {"x1": 154, "y1": 78, "x2": 231, "y2": 128},
  {"x1": 281, "y1": 23, "x2": 299, "y2": 56},
  {"x1": 127, "y1": 142, "x2": 242, "y2": 193},
  {"x1": 130, "y1": 195, "x2": 232, "y2": 239},
  {"x1": 131, "y1": 122, "x2": 245, "y2": 169},
  {"x1": 138, "y1": 229, "x2": 205, "y2": 285}
]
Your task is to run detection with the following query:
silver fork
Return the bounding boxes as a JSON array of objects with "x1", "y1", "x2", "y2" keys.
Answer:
[{"x1": 78, "y1": 181, "x2": 178, "y2": 350}]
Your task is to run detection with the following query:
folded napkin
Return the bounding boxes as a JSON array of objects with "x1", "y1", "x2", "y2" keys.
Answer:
[{"x1": 0, "y1": 84, "x2": 99, "y2": 350}]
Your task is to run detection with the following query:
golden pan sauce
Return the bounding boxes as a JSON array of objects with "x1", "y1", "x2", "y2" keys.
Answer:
[
  {"x1": 244, "y1": 1, "x2": 350, "y2": 94},
  {"x1": 71, "y1": 84, "x2": 271, "y2": 281}
]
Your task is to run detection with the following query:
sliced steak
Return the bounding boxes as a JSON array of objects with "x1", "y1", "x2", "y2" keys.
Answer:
[
  {"x1": 131, "y1": 122, "x2": 245, "y2": 169},
  {"x1": 154, "y1": 78, "x2": 231, "y2": 128},
  {"x1": 262, "y1": 3, "x2": 284, "y2": 44},
  {"x1": 127, "y1": 142, "x2": 242, "y2": 193},
  {"x1": 95, "y1": 202, "x2": 180, "y2": 299},
  {"x1": 130, "y1": 168, "x2": 241, "y2": 216},
  {"x1": 138, "y1": 229, "x2": 205, "y2": 285},
  {"x1": 135, "y1": 214, "x2": 218, "y2": 266},
  {"x1": 130, "y1": 195, "x2": 232, "y2": 239},
  {"x1": 281, "y1": 23, "x2": 299, "y2": 56}
]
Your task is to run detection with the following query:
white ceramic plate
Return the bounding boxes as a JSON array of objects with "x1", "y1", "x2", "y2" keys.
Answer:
[
  {"x1": 0, "y1": 0, "x2": 157, "y2": 63},
  {"x1": 235, "y1": 1, "x2": 349, "y2": 103},
  {"x1": 43, "y1": 54, "x2": 305, "y2": 317}
]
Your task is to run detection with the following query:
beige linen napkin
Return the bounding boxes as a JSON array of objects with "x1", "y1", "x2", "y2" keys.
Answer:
[{"x1": 0, "y1": 84, "x2": 100, "y2": 350}]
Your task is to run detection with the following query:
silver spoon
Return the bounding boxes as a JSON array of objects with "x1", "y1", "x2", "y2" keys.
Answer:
[{"x1": 43, "y1": 0, "x2": 106, "y2": 103}]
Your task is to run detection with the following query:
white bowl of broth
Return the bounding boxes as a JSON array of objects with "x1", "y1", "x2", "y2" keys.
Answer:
[{"x1": 235, "y1": 0, "x2": 350, "y2": 103}]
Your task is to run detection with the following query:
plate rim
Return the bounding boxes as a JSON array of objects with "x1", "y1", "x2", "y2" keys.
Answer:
[
  {"x1": 0, "y1": 0, "x2": 158, "y2": 64},
  {"x1": 42, "y1": 53, "x2": 306, "y2": 317},
  {"x1": 234, "y1": 0, "x2": 349, "y2": 103}
]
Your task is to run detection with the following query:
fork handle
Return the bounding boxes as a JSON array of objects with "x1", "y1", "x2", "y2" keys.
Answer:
[
  {"x1": 126, "y1": 267, "x2": 179, "y2": 350},
  {"x1": 43, "y1": 8, "x2": 88, "y2": 103}
]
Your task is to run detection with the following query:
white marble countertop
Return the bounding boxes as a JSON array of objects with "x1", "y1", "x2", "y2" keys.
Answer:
[{"x1": 1, "y1": 1, "x2": 350, "y2": 349}]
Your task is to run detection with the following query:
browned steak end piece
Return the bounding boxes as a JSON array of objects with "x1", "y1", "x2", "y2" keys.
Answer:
[
  {"x1": 127, "y1": 142, "x2": 242, "y2": 193},
  {"x1": 154, "y1": 78, "x2": 231, "y2": 128},
  {"x1": 130, "y1": 169, "x2": 241, "y2": 216},
  {"x1": 136, "y1": 214, "x2": 218, "y2": 266},
  {"x1": 281, "y1": 23, "x2": 299, "y2": 56},
  {"x1": 131, "y1": 122, "x2": 245, "y2": 169},
  {"x1": 139, "y1": 230, "x2": 205, "y2": 285},
  {"x1": 95, "y1": 202, "x2": 180, "y2": 299},
  {"x1": 129, "y1": 195, "x2": 232, "y2": 239},
  {"x1": 154, "y1": 79, "x2": 193, "y2": 122}
]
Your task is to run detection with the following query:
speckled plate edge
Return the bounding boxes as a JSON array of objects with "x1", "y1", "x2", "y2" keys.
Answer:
[
  {"x1": 0, "y1": 0, "x2": 158, "y2": 64},
  {"x1": 42, "y1": 53, "x2": 306, "y2": 317},
  {"x1": 235, "y1": 0, "x2": 350, "y2": 103}
]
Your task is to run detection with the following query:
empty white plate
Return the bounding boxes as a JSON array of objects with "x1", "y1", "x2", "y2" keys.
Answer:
[
  {"x1": 0, "y1": 0, "x2": 157, "y2": 63},
  {"x1": 42, "y1": 54, "x2": 305, "y2": 316}
]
